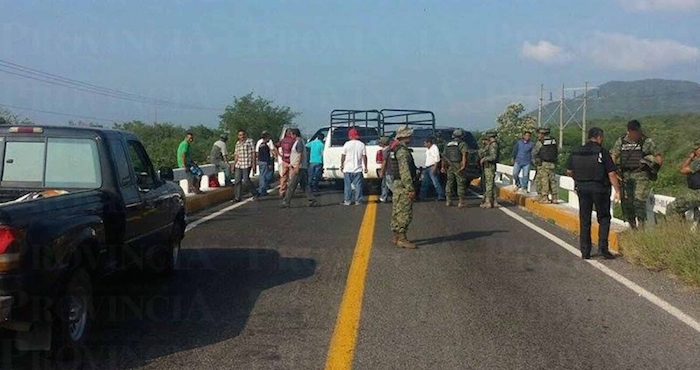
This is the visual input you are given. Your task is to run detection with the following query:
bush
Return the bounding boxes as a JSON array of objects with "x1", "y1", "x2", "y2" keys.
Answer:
[{"x1": 619, "y1": 218, "x2": 700, "y2": 286}]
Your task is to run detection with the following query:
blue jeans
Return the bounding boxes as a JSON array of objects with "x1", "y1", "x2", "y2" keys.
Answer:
[
  {"x1": 419, "y1": 167, "x2": 445, "y2": 199},
  {"x1": 513, "y1": 162, "x2": 531, "y2": 190},
  {"x1": 381, "y1": 174, "x2": 393, "y2": 200},
  {"x1": 309, "y1": 163, "x2": 323, "y2": 191},
  {"x1": 343, "y1": 172, "x2": 363, "y2": 203},
  {"x1": 258, "y1": 162, "x2": 272, "y2": 195}
]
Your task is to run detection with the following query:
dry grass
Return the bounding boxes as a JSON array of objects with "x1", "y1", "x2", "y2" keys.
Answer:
[{"x1": 619, "y1": 218, "x2": 700, "y2": 286}]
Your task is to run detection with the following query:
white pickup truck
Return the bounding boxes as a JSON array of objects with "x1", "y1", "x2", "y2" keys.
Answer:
[
  {"x1": 308, "y1": 109, "x2": 436, "y2": 182},
  {"x1": 309, "y1": 110, "x2": 383, "y2": 181}
]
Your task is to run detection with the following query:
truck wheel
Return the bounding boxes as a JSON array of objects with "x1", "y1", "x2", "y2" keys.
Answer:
[{"x1": 52, "y1": 268, "x2": 92, "y2": 361}]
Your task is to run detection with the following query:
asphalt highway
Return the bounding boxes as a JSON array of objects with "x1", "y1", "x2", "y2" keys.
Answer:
[{"x1": 7, "y1": 186, "x2": 700, "y2": 370}]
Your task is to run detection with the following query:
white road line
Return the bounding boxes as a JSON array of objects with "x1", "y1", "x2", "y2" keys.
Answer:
[
  {"x1": 185, "y1": 186, "x2": 279, "y2": 233},
  {"x1": 472, "y1": 190, "x2": 700, "y2": 334}
]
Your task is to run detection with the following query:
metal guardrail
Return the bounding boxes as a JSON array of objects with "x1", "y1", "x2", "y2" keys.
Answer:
[{"x1": 494, "y1": 164, "x2": 676, "y2": 225}]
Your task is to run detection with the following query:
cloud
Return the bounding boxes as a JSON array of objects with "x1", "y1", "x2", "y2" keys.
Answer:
[
  {"x1": 521, "y1": 40, "x2": 573, "y2": 64},
  {"x1": 586, "y1": 33, "x2": 700, "y2": 71},
  {"x1": 619, "y1": 0, "x2": 700, "y2": 11}
]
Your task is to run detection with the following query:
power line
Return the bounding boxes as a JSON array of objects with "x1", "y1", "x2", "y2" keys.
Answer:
[
  {"x1": 0, "y1": 58, "x2": 221, "y2": 111},
  {"x1": 0, "y1": 102, "x2": 120, "y2": 123}
]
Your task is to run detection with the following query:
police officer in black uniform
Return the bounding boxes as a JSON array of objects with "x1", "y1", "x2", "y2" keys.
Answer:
[{"x1": 566, "y1": 127, "x2": 622, "y2": 260}]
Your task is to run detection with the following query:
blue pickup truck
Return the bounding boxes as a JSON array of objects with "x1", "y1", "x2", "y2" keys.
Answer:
[{"x1": 0, "y1": 125, "x2": 186, "y2": 358}]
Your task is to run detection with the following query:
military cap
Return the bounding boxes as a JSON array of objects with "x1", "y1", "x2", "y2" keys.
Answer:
[
  {"x1": 379, "y1": 136, "x2": 389, "y2": 146},
  {"x1": 220, "y1": 133, "x2": 229, "y2": 140},
  {"x1": 538, "y1": 127, "x2": 551, "y2": 134},
  {"x1": 485, "y1": 130, "x2": 497, "y2": 138},
  {"x1": 452, "y1": 129, "x2": 463, "y2": 138},
  {"x1": 394, "y1": 125, "x2": 414, "y2": 139}
]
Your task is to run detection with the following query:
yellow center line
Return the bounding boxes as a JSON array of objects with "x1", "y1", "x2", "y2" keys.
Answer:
[{"x1": 324, "y1": 194, "x2": 379, "y2": 370}]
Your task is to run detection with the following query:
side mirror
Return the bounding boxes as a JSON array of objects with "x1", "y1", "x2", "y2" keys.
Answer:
[{"x1": 158, "y1": 167, "x2": 174, "y2": 181}]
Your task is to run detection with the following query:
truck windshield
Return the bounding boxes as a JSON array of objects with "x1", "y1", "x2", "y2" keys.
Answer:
[{"x1": 1, "y1": 137, "x2": 102, "y2": 189}]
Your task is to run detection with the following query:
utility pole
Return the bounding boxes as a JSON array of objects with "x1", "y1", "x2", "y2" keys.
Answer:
[
  {"x1": 154, "y1": 105, "x2": 158, "y2": 124},
  {"x1": 582, "y1": 82, "x2": 588, "y2": 145},
  {"x1": 559, "y1": 83, "x2": 564, "y2": 149},
  {"x1": 537, "y1": 84, "x2": 543, "y2": 128}
]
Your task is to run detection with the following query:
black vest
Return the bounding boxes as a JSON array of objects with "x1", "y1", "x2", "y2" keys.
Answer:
[
  {"x1": 688, "y1": 171, "x2": 700, "y2": 190},
  {"x1": 258, "y1": 143, "x2": 272, "y2": 164},
  {"x1": 619, "y1": 136, "x2": 646, "y2": 171},
  {"x1": 538, "y1": 137, "x2": 558, "y2": 162},
  {"x1": 444, "y1": 141, "x2": 462, "y2": 163},
  {"x1": 570, "y1": 145, "x2": 606, "y2": 183},
  {"x1": 390, "y1": 146, "x2": 417, "y2": 181}
]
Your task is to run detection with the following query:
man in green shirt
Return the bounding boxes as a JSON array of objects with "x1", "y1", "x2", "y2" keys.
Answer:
[
  {"x1": 667, "y1": 141, "x2": 700, "y2": 218},
  {"x1": 177, "y1": 132, "x2": 202, "y2": 194}
]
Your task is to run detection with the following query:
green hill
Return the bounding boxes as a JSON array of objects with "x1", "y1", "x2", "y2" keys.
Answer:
[{"x1": 533, "y1": 79, "x2": 700, "y2": 121}]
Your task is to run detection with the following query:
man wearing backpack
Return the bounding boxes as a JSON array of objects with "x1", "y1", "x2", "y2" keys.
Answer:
[
  {"x1": 532, "y1": 127, "x2": 558, "y2": 204},
  {"x1": 611, "y1": 120, "x2": 663, "y2": 228}
]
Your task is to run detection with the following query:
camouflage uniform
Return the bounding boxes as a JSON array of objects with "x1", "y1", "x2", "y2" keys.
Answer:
[
  {"x1": 390, "y1": 126, "x2": 418, "y2": 249},
  {"x1": 667, "y1": 157, "x2": 700, "y2": 216},
  {"x1": 611, "y1": 134, "x2": 660, "y2": 225},
  {"x1": 443, "y1": 137, "x2": 469, "y2": 207},
  {"x1": 481, "y1": 132, "x2": 499, "y2": 207},
  {"x1": 532, "y1": 136, "x2": 558, "y2": 202},
  {"x1": 478, "y1": 137, "x2": 490, "y2": 198}
]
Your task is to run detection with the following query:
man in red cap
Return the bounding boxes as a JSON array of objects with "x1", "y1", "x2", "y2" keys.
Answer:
[{"x1": 340, "y1": 127, "x2": 368, "y2": 205}]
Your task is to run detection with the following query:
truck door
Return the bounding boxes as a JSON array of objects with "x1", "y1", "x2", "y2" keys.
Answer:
[{"x1": 125, "y1": 140, "x2": 171, "y2": 262}]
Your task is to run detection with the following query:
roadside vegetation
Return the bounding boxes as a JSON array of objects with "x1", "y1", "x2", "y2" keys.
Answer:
[{"x1": 618, "y1": 218, "x2": 700, "y2": 287}]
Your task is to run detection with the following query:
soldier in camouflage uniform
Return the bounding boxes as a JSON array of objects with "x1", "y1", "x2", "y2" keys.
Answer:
[
  {"x1": 390, "y1": 125, "x2": 418, "y2": 249},
  {"x1": 667, "y1": 141, "x2": 700, "y2": 217},
  {"x1": 480, "y1": 130, "x2": 499, "y2": 208},
  {"x1": 441, "y1": 129, "x2": 469, "y2": 208},
  {"x1": 532, "y1": 127, "x2": 558, "y2": 203},
  {"x1": 611, "y1": 120, "x2": 663, "y2": 228}
]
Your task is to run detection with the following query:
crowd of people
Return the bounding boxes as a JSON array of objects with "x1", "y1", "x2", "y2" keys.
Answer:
[{"x1": 174, "y1": 119, "x2": 700, "y2": 257}]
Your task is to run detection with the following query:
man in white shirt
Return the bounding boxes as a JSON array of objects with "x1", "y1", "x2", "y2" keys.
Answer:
[
  {"x1": 211, "y1": 134, "x2": 231, "y2": 186},
  {"x1": 340, "y1": 128, "x2": 367, "y2": 205},
  {"x1": 418, "y1": 137, "x2": 445, "y2": 201}
]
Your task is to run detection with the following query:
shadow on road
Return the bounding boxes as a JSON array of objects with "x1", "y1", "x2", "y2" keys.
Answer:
[
  {"x1": 7, "y1": 248, "x2": 316, "y2": 370},
  {"x1": 413, "y1": 230, "x2": 507, "y2": 246}
]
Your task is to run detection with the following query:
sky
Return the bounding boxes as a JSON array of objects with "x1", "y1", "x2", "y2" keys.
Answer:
[{"x1": 1, "y1": 0, "x2": 699, "y2": 132}]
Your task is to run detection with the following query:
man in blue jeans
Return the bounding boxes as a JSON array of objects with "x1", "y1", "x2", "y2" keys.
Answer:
[
  {"x1": 340, "y1": 128, "x2": 367, "y2": 205},
  {"x1": 512, "y1": 130, "x2": 534, "y2": 194},
  {"x1": 419, "y1": 137, "x2": 445, "y2": 201},
  {"x1": 256, "y1": 131, "x2": 277, "y2": 195},
  {"x1": 306, "y1": 133, "x2": 325, "y2": 192}
]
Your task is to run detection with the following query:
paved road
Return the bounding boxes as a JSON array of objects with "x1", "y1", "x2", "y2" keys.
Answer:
[{"x1": 7, "y1": 187, "x2": 700, "y2": 369}]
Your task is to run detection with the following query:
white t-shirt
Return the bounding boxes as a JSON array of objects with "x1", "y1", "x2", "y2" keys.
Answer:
[
  {"x1": 289, "y1": 138, "x2": 309, "y2": 170},
  {"x1": 425, "y1": 144, "x2": 440, "y2": 167},
  {"x1": 342, "y1": 139, "x2": 366, "y2": 173}
]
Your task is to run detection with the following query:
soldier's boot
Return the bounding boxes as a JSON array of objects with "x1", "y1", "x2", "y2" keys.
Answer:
[
  {"x1": 458, "y1": 197, "x2": 467, "y2": 208},
  {"x1": 480, "y1": 201, "x2": 489, "y2": 208},
  {"x1": 445, "y1": 197, "x2": 452, "y2": 207},
  {"x1": 396, "y1": 233, "x2": 417, "y2": 249},
  {"x1": 551, "y1": 196, "x2": 559, "y2": 204},
  {"x1": 492, "y1": 201, "x2": 500, "y2": 208},
  {"x1": 391, "y1": 232, "x2": 399, "y2": 245},
  {"x1": 537, "y1": 196, "x2": 551, "y2": 204}
]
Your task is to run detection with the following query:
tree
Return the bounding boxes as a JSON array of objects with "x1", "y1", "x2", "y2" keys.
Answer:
[
  {"x1": 494, "y1": 103, "x2": 537, "y2": 163},
  {"x1": 0, "y1": 108, "x2": 33, "y2": 125},
  {"x1": 219, "y1": 92, "x2": 299, "y2": 142}
]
